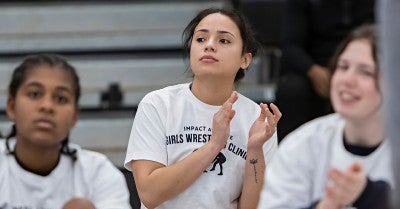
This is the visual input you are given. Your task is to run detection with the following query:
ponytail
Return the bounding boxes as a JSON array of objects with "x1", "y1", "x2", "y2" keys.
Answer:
[
  {"x1": 61, "y1": 136, "x2": 77, "y2": 161},
  {"x1": 5, "y1": 124, "x2": 16, "y2": 155}
]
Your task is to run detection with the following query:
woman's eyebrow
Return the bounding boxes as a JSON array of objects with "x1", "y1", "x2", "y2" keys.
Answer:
[{"x1": 194, "y1": 29, "x2": 235, "y2": 38}]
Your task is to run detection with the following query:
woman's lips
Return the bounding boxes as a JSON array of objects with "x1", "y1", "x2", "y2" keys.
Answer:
[
  {"x1": 200, "y1": 55, "x2": 218, "y2": 62},
  {"x1": 34, "y1": 118, "x2": 56, "y2": 129}
]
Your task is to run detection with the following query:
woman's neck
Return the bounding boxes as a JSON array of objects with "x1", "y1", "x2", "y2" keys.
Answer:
[
  {"x1": 344, "y1": 114, "x2": 385, "y2": 147},
  {"x1": 14, "y1": 139, "x2": 61, "y2": 176},
  {"x1": 191, "y1": 78, "x2": 234, "y2": 106}
]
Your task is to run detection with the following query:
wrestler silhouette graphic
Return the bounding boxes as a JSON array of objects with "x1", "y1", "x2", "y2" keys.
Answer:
[
  {"x1": 193, "y1": 149, "x2": 226, "y2": 175},
  {"x1": 210, "y1": 152, "x2": 226, "y2": 175}
]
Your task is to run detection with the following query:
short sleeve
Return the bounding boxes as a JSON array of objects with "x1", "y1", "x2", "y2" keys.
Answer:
[
  {"x1": 124, "y1": 99, "x2": 167, "y2": 171},
  {"x1": 90, "y1": 156, "x2": 132, "y2": 209}
]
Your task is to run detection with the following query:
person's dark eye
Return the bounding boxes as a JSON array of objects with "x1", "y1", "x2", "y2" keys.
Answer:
[
  {"x1": 220, "y1": 39, "x2": 231, "y2": 44},
  {"x1": 27, "y1": 91, "x2": 41, "y2": 100},
  {"x1": 336, "y1": 64, "x2": 348, "y2": 71},
  {"x1": 55, "y1": 95, "x2": 69, "y2": 104},
  {"x1": 196, "y1": 37, "x2": 205, "y2": 43},
  {"x1": 358, "y1": 67, "x2": 376, "y2": 77}
]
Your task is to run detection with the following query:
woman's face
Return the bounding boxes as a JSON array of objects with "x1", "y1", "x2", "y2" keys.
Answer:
[
  {"x1": 189, "y1": 13, "x2": 251, "y2": 82},
  {"x1": 6, "y1": 65, "x2": 78, "y2": 149},
  {"x1": 330, "y1": 39, "x2": 380, "y2": 121}
]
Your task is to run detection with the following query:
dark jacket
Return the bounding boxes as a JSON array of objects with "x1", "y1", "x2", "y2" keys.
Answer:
[{"x1": 281, "y1": 0, "x2": 375, "y2": 75}]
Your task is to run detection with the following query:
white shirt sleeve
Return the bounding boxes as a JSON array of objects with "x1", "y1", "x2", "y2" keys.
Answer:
[
  {"x1": 89, "y1": 157, "x2": 132, "y2": 209},
  {"x1": 75, "y1": 149, "x2": 132, "y2": 209},
  {"x1": 124, "y1": 98, "x2": 167, "y2": 170}
]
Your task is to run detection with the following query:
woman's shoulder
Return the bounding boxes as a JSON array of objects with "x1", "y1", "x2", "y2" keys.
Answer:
[
  {"x1": 0, "y1": 139, "x2": 5, "y2": 154},
  {"x1": 0, "y1": 140, "x2": 7, "y2": 164},
  {"x1": 0, "y1": 139, "x2": 13, "y2": 157},
  {"x1": 72, "y1": 145, "x2": 124, "y2": 177},
  {"x1": 297, "y1": 113, "x2": 343, "y2": 131},
  {"x1": 67, "y1": 145, "x2": 128, "y2": 199},
  {"x1": 280, "y1": 113, "x2": 344, "y2": 150},
  {"x1": 73, "y1": 145, "x2": 109, "y2": 165},
  {"x1": 293, "y1": 113, "x2": 342, "y2": 134}
]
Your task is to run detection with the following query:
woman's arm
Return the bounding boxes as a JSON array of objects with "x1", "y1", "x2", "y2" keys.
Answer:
[{"x1": 239, "y1": 103, "x2": 281, "y2": 209}]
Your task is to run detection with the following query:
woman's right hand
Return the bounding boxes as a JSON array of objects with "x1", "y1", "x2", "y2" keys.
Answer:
[
  {"x1": 317, "y1": 163, "x2": 367, "y2": 209},
  {"x1": 210, "y1": 91, "x2": 238, "y2": 150}
]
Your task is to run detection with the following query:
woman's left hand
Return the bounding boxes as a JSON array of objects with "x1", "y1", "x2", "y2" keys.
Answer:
[{"x1": 248, "y1": 103, "x2": 281, "y2": 149}]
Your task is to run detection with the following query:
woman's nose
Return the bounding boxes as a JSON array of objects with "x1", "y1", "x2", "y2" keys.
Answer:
[
  {"x1": 39, "y1": 96, "x2": 54, "y2": 113},
  {"x1": 341, "y1": 68, "x2": 357, "y2": 84},
  {"x1": 204, "y1": 39, "x2": 216, "y2": 52}
]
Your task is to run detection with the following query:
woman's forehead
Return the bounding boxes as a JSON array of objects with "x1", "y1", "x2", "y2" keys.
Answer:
[{"x1": 195, "y1": 13, "x2": 240, "y2": 36}]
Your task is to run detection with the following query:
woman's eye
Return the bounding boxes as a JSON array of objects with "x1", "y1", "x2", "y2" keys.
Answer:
[
  {"x1": 220, "y1": 39, "x2": 231, "y2": 44},
  {"x1": 55, "y1": 96, "x2": 69, "y2": 104},
  {"x1": 27, "y1": 91, "x2": 41, "y2": 99},
  {"x1": 359, "y1": 67, "x2": 376, "y2": 77},
  {"x1": 336, "y1": 64, "x2": 348, "y2": 71},
  {"x1": 196, "y1": 37, "x2": 205, "y2": 42}
]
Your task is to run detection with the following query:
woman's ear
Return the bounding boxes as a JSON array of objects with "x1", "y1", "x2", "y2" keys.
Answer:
[
  {"x1": 240, "y1": 53, "x2": 253, "y2": 70},
  {"x1": 72, "y1": 110, "x2": 79, "y2": 128},
  {"x1": 6, "y1": 97, "x2": 16, "y2": 122}
]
